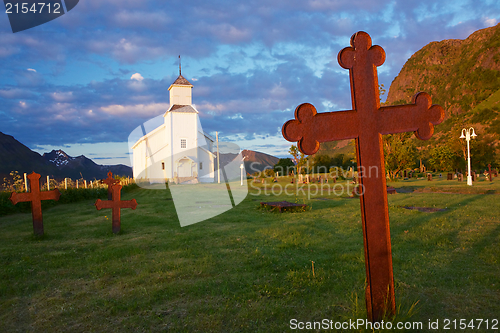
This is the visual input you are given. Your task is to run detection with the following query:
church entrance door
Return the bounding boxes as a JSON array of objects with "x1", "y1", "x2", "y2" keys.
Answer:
[{"x1": 178, "y1": 158, "x2": 193, "y2": 178}]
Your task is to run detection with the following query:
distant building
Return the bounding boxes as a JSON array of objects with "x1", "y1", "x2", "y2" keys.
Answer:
[{"x1": 131, "y1": 70, "x2": 215, "y2": 184}]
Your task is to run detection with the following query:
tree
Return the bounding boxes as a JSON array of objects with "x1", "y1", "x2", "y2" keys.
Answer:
[
  {"x1": 383, "y1": 133, "x2": 417, "y2": 179},
  {"x1": 428, "y1": 145, "x2": 455, "y2": 171},
  {"x1": 379, "y1": 83, "x2": 386, "y2": 103},
  {"x1": 274, "y1": 158, "x2": 295, "y2": 176},
  {"x1": 312, "y1": 154, "x2": 332, "y2": 174},
  {"x1": 289, "y1": 145, "x2": 307, "y2": 175},
  {"x1": 470, "y1": 135, "x2": 497, "y2": 171}
]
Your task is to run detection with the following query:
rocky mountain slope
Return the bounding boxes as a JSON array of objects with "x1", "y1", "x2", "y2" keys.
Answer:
[
  {"x1": 386, "y1": 23, "x2": 500, "y2": 116},
  {"x1": 218, "y1": 149, "x2": 279, "y2": 174},
  {"x1": 384, "y1": 23, "x2": 500, "y2": 169},
  {"x1": 311, "y1": 24, "x2": 500, "y2": 170},
  {"x1": 0, "y1": 132, "x2": 132, "y2": 181}
]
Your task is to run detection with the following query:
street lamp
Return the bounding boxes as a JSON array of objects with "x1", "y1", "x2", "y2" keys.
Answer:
[
  {"x1": 240, "y1": 156, "x2": 246, "y2": 186},
  {"x1": 460, "y1": 127, "x2": 477, "y2": 186}
]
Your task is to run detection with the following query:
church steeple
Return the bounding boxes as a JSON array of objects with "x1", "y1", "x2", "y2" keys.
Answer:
[{"x1": 168, "y1": 57, "x2": 193, "y2": 106}]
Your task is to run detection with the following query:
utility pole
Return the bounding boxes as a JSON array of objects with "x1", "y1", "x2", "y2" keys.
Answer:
[{"x1": 216, "y1": 131, "x2": 220, "y2": 183}]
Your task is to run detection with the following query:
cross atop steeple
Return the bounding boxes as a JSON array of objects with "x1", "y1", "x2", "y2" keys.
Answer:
[{"x1": 179, "y1": 55, "x2": 181, "y2": 75}]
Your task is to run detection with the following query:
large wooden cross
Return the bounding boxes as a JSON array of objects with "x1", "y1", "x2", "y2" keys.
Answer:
[
  {"x1": 282, "y1": 31, "x2": 444, "y2": 321},
  {"x1": 95, "y1": 184, "x2": 137, "y2": 234},
  {"x1": 101, "y1": 171, "x2": 120, "y2": 200},
  {"x1": 9, "y1": 172, "x2": 60, "y2": 236}
]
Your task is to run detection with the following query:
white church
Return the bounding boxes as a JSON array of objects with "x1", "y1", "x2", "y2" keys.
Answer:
[{"x1": 131, "y1": 70, "x2": 215, "y2": 184}]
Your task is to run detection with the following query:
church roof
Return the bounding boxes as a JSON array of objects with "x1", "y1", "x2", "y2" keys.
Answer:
[
  {"x1": 168, "y1": 105, "x2": 198, "y2": 113},
  {"x1": 171, "y1": 74, "x2": 193, "y2": 86}
]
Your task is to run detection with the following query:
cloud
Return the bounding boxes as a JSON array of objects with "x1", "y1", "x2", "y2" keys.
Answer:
[
  {"x1": 100, "y1": 103, "x2": 170, "y2": 117},
  {"x1": 1, "y1": 0, "x2": 499, "y2": 157},
  {"x1": 112, "y1": 10, "x2": 171, "y2": 29},
  {"x1": 51, "y1": 91, "x2": 74, "y2": 102},
  {"x1": 130, "y1": 73, "x2": 144, "y2": 81},
  {"x1": 483, "y1": 17, "x2": 497, "y2": 26}
]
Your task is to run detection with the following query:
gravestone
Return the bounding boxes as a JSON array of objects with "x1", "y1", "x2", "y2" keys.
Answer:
[
  {"x1": 471, "y1": 172, "x2": 476, "y2": 182},
  {"x1": 282, "y1": 31, "x2": 444, "y2": 321},
  {"x1": 447, "y1": 173, "x2": 453, "y2": 180},
  {"x1": 488, "y1": 164, "x2": 493, "y2": 182},
  {"x1": 458, "y1": 173, "x2": 463, "y2": 182},
  {"x1": 9, "y1": 172, "x2": 60, "y2": 235},
  {"x1": 101, "y1": 171, "x2": 120, "y2": 200},
  {"x1": 95, "y1": 184, "x2": 137, "y2": 234},
  {"x1": 427, "y1": 173, "x2": 432, "y2": 181}
]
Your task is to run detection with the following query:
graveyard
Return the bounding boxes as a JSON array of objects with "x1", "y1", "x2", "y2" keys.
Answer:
[{"x1": 0, "y1": 174, "x2": 498, "y2": 332}]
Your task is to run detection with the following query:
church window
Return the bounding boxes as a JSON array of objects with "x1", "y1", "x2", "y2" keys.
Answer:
[
  {"x1": 181, "y1": 139, "x2": 186, "y2": 148},
  {"x1": 200, "y1": 162, "x2": 203, "y2": 170},
  {"x1": 162, "y1": 162, "x2": 165, "y2": 170}
]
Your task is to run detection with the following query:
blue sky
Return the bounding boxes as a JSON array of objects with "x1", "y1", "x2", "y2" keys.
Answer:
[{"x1": 0, "y1": 0, "x2": 499, "y2": 166}]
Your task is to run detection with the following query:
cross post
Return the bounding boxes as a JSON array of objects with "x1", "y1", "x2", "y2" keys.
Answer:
[
  {"x1": 101, "y1": 171, "x2": 120, "y2": 200},
  {"x1": 95, "y1": 184, "x2": 137, "y2": 234},
  {"x1": 9, "y1": 171, "x2": 61, "y2": 235},
  {"x1": 488, "y1": 163, "x2": 493, "y2": 182},
  {"x1": 282, "y1": 31, "x2": 444, "y2": 322}
]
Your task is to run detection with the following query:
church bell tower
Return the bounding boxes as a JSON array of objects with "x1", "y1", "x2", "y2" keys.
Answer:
[{"x1": 168, "y1": 56, "x2": 193, "y2": 106}]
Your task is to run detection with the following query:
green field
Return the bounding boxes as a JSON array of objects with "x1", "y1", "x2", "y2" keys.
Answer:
[{"x1": 0, "y1": 176, "x2": 499, "y2": 332}]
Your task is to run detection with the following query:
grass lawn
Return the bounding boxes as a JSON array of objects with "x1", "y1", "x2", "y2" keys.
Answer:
[{"x1": 0, "y1": 176, "x2": 499, "y2": 332}]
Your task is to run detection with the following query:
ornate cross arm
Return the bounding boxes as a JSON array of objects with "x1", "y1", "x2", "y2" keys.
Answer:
[
  {"x1": 9, "y1": 192, "x2": 31, "y2": 205},
  {"x1": 95, "y1": 198, "x2": 138, "y2": 211},
  {"x1": 379, "y1": 92, "x2": 445, "y2": 139},
  {"x1": 40, "y1": 189, "x2": 61, "y2": 201},
  {"x1": 282, "y1": 103, "x2": 359, "y2": 155}
]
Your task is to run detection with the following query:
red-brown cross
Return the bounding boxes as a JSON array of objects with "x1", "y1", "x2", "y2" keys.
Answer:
[
  {"x1": 282, "y1": 31, "x2": 444, "y2": 322},
  {"x1": 95, "y1": 184, "x2": 137, "y2": 234},
  {"x1": 488, "y1": 164, "x2": 493, "y2": 182},
  {"x1": 9, "y1": 171, "x2": 61, "y2": 236},
  {"x1": 101, "y1": 171, "x2": 120, "y2": 200}
]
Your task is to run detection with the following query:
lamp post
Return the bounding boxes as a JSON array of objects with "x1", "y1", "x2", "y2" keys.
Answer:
[
  {"x1": 240, "y1": 156, "x2": 246, "y2": 186},
  {"x1": 460, "y1": 127, "x2": 477, "y2": 186},
  {"x1": 216, "y1": 131, "x2": 220, "y2": 184}
]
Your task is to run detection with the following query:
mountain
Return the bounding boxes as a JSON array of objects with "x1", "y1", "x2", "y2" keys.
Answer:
[
  {"x1": 42, "y1": 149, "x2": 132, "y2": 180},
  {"x1": 386, "y1": 23, "x2": 500, "y2": 116},
  {"x1": 0, "y1": 132, "x2": 132, "y2": 181},
  {"x1": 0, "y1": 131, "x2": 279, "y2": 181},
  {"x1": 242, "y1": 149, "x2": 279, "y2": 173},
  {"x1": 217, "y1": 149, "x2": 279, "y2": 174},
  {"x1": 384, "y1": 23, "x2": 500, "y2": 169},
  {"x1": 307, "y1": 24, "x2": 500, "y2": 170},
  {"x1": 0, "y1": 132, "x2": 57, "y2": 179}
]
